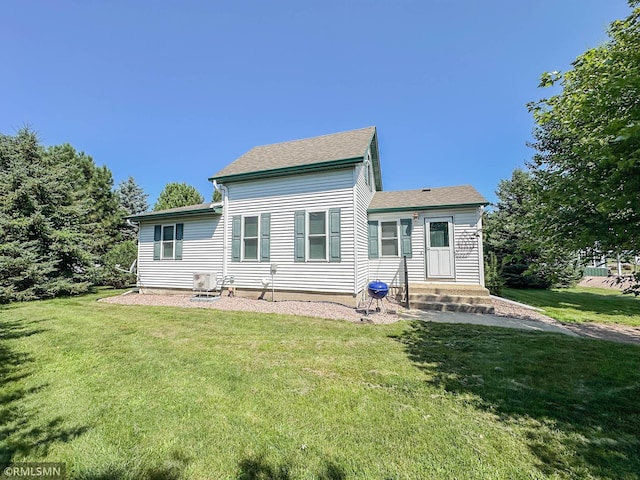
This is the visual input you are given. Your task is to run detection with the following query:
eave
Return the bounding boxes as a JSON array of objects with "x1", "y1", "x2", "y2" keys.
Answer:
[
  {"x1": 209, "y1": 156, "x2": 364, "y2": 184},
  {"x1": 368, "y1": 202, "x2": 488, "y2": 214},
  {"x1": 126, "y1": 206, "x2": 223, "y2": 222}
]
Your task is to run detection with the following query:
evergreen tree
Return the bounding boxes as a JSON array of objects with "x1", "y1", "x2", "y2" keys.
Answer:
[
  {"x1": 46, "y1": 144, "x2": 123, "y2": 257},
  {"x1": 116, "y1": 176, "x2": 149, "y2": 216},
  {"x1": 484, "y1": 169, "x2": 581, "y2": 289},
  {"x1": 0, "y1": 129, "x2": 93, "y2": 302}
]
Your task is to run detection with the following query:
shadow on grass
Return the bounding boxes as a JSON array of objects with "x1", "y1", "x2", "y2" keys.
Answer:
[
  {"x1": 0, "y1": 317, "x2": 89, "y2": 468},
  {"x1": 394, "y1": 321, "x2": 640, "y2": 478},
  {"x1": 504, "y1": 288, "x2": 640, "y2": 318},
  {"x1": 75, "y1": 452, "x2": 190, "y2": 480},
  {"x1": 237, "y1": 454, "x2": 345, "y2": 480}
]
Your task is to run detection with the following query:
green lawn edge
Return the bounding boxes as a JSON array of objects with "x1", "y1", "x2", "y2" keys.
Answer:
[{"x1": 501, "y1": 286, "x2": 640, "y2": 327}]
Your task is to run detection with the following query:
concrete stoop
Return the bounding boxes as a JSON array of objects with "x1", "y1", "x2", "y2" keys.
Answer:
[{"x1": 408, "y1": 283, "x2": 495, "y2": 314}]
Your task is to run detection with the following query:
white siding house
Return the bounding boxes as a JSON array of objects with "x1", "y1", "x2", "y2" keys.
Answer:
[{"x1": 128, "y1": 127, "x2": 490, "y2": 309}]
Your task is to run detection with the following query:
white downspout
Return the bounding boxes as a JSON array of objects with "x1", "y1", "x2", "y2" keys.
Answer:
[
  {"x1": 213, "y1": 180, "x2": 229, "y2": 279},
  {"x1": 125, "y1": 219, "x2": 140, "y2": 286},
  {"x1": 477, "y1": 206, "x2": 485, "y2": 287}
]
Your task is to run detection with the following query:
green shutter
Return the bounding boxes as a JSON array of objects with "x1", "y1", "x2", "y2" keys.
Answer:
[
  {"x1": 260, "y1": 213, "x2": 270, "y2": 262},
  {"x1": 368, "y1": 220, "x2": 379, "y2": 259},
  {"x1": 400, "y1": 219, "x2": 412, "y2": 258},
  {"x1": 153, "y1": 225, "x2": 161, "y2": 260},
  {"x1": 175, "y1": 223, "x2": 184, "y2": 260},
  {"x1": 232, "y1": 215, "x2": 241, "y2": 262},
  {"x1": 294, "y1": 210, "x2": 305, "y2": 262},
  {"x1": 329, "y1": 208, "x2": 341, "y2": 262}
]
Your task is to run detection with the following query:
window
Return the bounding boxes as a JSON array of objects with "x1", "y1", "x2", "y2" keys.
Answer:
[
  {"x1": 430, "y1": 221, "x2": 450, "y2": 247},
  {"x1": 153, "y1": 223, "x2": 183, "y2": 260},
  {"x1": 368, "y1": 218, "x2": 411, "y2": 259},
  {"x1": 294, "y1": 209, "x2": 340, "y2": 263},
  {"x1": 231, "y1": 214, "x2": 270, "y2": 262},
  {"x1": 308, "y1": 211, "x2": 327, "y2": 260},
  {"x1": 380, "y1": 221, "x2": 399, "y2": 256},
  {"x1": 243, "y1": 216, "x2": 259, "y2": 260},
  {"x1": 162, "y1": 225, "x2": 175, "y2": 258}
]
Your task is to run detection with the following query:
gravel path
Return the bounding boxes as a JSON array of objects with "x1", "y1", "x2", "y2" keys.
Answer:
[{"x1": 100, "y1": 292, "x2": 640, "y2": 344}]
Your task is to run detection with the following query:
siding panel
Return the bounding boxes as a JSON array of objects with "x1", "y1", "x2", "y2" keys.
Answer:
[
  {"x1": 367, "y1": 207, "x2": 483, "y2": 286},
  {"x1": 354, "y1": 159, "x2": 376, "y2": 293},
  {"x1": 225, "y1": 170, "x2": 357, "y2": 294},
  {"x1": 137, "y1": 215, "x2": 223, "y2": 290}
]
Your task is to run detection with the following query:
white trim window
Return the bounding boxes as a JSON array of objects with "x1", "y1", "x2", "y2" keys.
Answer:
[
  {"x1": 153, "y1": 223, "x2": 184, "y2": 260},
  {"x1": 232, "y1": 213, "x2": 270, "y2": 263},
  {"x1": 307, "y1": 211, "x2": 327, "y2": 261},
  {"x1": 294, "y1": 209, "x2": 340, "y2": 263},
  {"x1": 162, "y1": 225, "x2": 175, "y2": 259},
  {"x1": 380, "y1": 220, "x2": 399, "y2": 257},
  {"x1": 243, "y1": 216, "x2": 259, "y2": 261}
]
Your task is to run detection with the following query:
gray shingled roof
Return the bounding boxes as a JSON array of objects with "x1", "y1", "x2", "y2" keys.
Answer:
[
  {"x1": 211, "y1": 126, "x2": 376, "y2": 179},
  {"x1": 126, "y1": 203, "x2": 222, "y2": 221},
  {"x1": 368, "y1": 185, "x2": 488, "y2": 212}
]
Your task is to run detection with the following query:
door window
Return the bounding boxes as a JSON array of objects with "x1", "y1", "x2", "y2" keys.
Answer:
[{"x1": 430, "y1": 221, "x2": 449, "y2": 247}]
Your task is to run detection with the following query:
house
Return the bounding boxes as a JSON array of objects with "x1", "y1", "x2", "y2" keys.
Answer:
[{"x1": 127, "y1": 127, "x2": 493, "y2": 312}]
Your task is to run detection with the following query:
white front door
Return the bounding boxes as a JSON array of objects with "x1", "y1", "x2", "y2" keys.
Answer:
[{"x1": 425, "y1": 217, "x2": 454, "y2": 278}]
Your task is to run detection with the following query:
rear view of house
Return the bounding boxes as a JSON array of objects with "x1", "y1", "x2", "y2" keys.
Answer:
[{"x1": 127, "y1": 127, "x2": 492, "y2": 311}]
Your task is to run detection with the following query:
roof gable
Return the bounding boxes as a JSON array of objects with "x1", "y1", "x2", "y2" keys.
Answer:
[
  {"x1": 368, "y1": 185, "x2": 488, "y2": 213},
  {"x1": 210, "y1": 127, "x2": 378, "y2": 185}
]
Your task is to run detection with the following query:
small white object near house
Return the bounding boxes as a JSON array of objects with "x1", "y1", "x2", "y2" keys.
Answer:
[{"x1": 192, "y1": 273, "x2": 217, "y2": 298}]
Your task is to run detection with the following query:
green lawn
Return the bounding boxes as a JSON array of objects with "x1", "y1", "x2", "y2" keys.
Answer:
[
  {"x1": 1, "y1": 291, "x2": 639, "y2": 479},
  {"x1": 501, "y1": 286, "x2": 640, "y2": 327}
]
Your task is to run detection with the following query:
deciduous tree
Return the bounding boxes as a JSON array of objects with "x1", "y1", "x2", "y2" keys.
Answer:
[
  {"x1": 528, "y1": 2, "x2": 640, "y2": 255},
  {"x1": 154, "y1": 182, "x2": 204, "y2": 211}
]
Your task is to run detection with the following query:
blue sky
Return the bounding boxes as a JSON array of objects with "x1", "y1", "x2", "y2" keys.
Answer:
[{"x1": 1, "y1": 1, "x2": 631, "y2": 206}]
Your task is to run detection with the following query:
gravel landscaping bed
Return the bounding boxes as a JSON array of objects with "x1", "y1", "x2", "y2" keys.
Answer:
[
  {"x1": 99, "y1": 292, "x2": 402, "y2": 324},
  {"x1": 99, "y1": 292, "x2": 569, "y2": 326},
  {"x1": 492, "y1": 297, "x2": 558, "y2": 324}
]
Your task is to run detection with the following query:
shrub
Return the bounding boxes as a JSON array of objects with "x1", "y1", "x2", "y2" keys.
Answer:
[{"x1": 99, "y1": 240, "x2": 137, "y2": 289}]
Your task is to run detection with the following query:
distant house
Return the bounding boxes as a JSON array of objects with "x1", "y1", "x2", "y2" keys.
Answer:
[{"x1": 127, "y1": 127, "x2": 492, "y2": 311}]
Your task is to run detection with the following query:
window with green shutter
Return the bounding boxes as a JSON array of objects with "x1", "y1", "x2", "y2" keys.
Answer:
[
  {"x1": 153, "y1": 223, "x2": 183, "y2": 260},
  {"x1": 234, "y1": 214, "x2": 270, "y2": 262},
  {"x1": 328, "y1": 208, "x2": 341, "y2": 262},
  {"x1": 260, "y1": 213, "x2": 271, "y2": 261},
  {"x1": 400, "y1": 218, "x2": 412, "y2": 258},
  {"x1": 153, "y1": 225, "x2": 161, "y2": 260},
  {"x1": 294, "y1": 211, "x2": 305, "y2": 262},
  {"x1": 175, "y1": 223, "x2": 184, "y2": 260},
  {"x1": 368, "y1": 220, "x2": 379, "y2": 259},
  {"x1": 231, "y1": 215, "x2": 241, "y2": 262}
]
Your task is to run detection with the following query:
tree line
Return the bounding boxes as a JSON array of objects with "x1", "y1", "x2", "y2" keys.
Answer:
[
  {"x1": 0, "y1": 128, "x2": 206, "y2": 303},
  {"x1": 484, "y1": 1, "x2": 640, "y2": 294}
]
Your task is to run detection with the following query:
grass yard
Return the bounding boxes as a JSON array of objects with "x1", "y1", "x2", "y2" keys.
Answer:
[
  {"x1": 1, "y1": 291, "x2": 640, "y2": 479},
  {"x1": 502, "y1": 286, "x2": 640, "y2": 327}
]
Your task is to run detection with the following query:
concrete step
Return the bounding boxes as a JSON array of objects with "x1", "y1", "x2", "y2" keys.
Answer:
[
  {"x1": 409, "y1": 283, "x2": 491, "y2": 297},
  {"x1": 409, "y1": 293, "x2": 492, "y2": 305},
  {"x1": 410, "y1": 301, "x2": 495, "y2": 314}
]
